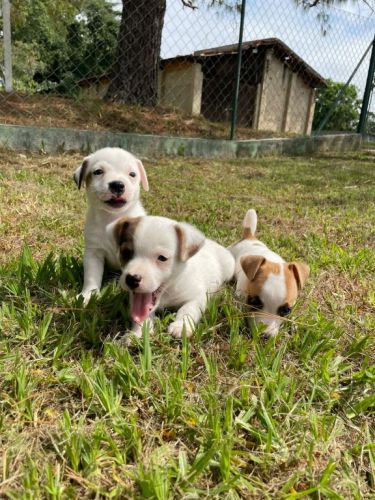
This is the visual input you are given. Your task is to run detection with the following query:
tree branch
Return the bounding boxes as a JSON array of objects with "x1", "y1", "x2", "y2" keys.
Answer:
[
  {"x1": 300, "y1": 0, "x2": 375, "y2": 13},
  {"x1": 181, "y1": 0, "x2": 198, "y2": 9},
  {"x1": 361, "y1": 0, "x2": 375, "y2": 14},
  {"x1": 298, "y1": 0, "x2": 322, "y2": 6}
]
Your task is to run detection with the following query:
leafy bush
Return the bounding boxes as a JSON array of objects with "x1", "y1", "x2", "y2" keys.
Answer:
[{"x1": 313, "y1": 78, "x2": 361, "y2": 131}]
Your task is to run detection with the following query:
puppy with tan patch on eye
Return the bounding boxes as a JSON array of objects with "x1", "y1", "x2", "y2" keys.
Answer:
[
  {"x1": 108, "y1": 215, "x2": 235, "y2": 339},
  {"x1": 74, "y1": 147, "x2": 149, "y2": 304},
  {"x1": 228, "y1": 209, "x2": 310, "y2": 337}
]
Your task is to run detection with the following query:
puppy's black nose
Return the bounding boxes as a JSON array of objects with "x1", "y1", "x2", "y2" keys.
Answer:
[
  {"x1": 109, "y1": 181, "x2": 125, "y2": 196},
  {"x1": 125, "y1": 273, "x2": 142, "y2": 290}
]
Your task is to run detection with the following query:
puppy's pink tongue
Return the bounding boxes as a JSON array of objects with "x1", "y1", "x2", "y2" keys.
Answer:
[{"x1": 131, "y1": 293, "x2": 153, "y2": 323}]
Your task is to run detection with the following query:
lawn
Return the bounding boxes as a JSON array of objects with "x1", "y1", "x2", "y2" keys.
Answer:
[{"x1": 0, "y1": 147, "x2": 374, "y2": 498}]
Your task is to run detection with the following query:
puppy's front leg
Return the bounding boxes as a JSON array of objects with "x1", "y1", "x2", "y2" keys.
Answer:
[
  {"x1": 79, "y1": 248, "x2": 105, "y2": 304},
  {"x1": 168, "y1": 295, "x2": 207, "y2": 338}
]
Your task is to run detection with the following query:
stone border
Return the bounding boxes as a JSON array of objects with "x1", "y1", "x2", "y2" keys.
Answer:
[
  {"x1": 0, "y1": 123, "x2": 362, "y2": 159},
  {"x1": 237, "y1": 133, "x2": 362, "y2": 157}
]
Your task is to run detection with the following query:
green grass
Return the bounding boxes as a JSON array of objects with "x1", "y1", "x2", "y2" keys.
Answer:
[{"x1": 0, "y1": 148, "x2": 374, "y2": 498}]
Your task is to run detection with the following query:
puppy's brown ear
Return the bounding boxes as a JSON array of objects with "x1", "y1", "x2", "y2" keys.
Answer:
[
  {"x1": 111, "y1": 216, "x2": 142, "y2": 264},
  {"x1": 288, "y1": 262, "x2": 310, "y2": 290},
  {"x1": 240, "y1": 255, "x2": 266, "y2": 281},
  {"x1": 137, "y1": 159, "x2": 149, "y2": 191},
  {"x1": 113, "y1": 217, "x2": 131, "y2": 247},
  {"x1": 112, "y1": 216, "x2": 141, "y2": 246},
  {"x1": 74, "y1": 158, "x2": 89, "y2": 190},
  {"x1": 175, "y1": 223, "x2": 205, "y2": 262}
]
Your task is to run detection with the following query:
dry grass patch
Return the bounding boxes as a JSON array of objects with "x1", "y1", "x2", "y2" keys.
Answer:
[{"x1": 0, "y1": 93, "x2": 294, "y2": 140}]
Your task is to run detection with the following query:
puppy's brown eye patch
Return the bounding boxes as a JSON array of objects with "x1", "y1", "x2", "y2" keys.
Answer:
[
  {"x1": 93, "y1": 169, "x2": 104, "y2": 175},
  {"x1": 247, "y1": 296, "x2": 263, "y2": 309},
  {"x1": 129, "y1": 172, "x2": 136, "y2": 177},
  {"x1": 120, "y1": 245, "x2": 134, "y2": 263},
  {"x1": 158, "y1": 255, "x2": 168, "y2": 262},
  {"x1": 278, "y1": 304, "x2": 292, "y2": 317}
]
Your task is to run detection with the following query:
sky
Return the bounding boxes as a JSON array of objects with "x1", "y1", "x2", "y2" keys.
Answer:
[{"x1": 160, "y1": 0, "x2": 374, "y2": 106}]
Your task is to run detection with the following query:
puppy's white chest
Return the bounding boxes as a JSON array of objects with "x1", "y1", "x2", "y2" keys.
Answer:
[
  {"x1": 84, "y1": 204, "x2": 145, "y2": 269},
  {"x1": 85, "y1": 220, "x2": 120, "y2": 268},
  {"x1": 103, "y1": 243, "x2": 121, "y2": 268}
]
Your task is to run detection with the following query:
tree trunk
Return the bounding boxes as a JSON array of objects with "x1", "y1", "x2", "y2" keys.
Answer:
[{"x1": 105, "y1": 0, "x2": 166, "y2": 105}]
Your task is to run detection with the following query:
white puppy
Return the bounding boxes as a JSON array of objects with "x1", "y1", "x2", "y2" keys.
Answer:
[
  {"x1": 110, "y1": 215, "x2": 235, "y2": 338},
  {"x1": 229, "y1": 209, "x2": 310, "y2": 337},
  {"x1": 74, "y1": 147, "x2": 149, "y2": 303}
]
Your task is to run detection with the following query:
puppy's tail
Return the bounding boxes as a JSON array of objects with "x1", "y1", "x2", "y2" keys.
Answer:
[{"x1": 243, "y1": 209, "x2": 257, "y2": 239}]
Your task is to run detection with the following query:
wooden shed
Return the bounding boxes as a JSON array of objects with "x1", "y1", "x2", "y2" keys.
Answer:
[{"x1": 159, "y1": 38, "x2": 326, "y2": 134}]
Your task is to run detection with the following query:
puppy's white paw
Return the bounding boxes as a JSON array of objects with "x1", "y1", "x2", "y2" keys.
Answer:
[
  {"x1": 168, "y1": 320, "x2": 193, "y2": 339},
  {"x1": 115, "y1": 323, "x2": 154, "y2": 347},
  {"x1": 77, "y1": 289, "x2": 98, "y2": 306},
  {"x1": 115, "y1": 332, "x2": 140, "y2": 347},
  {"x1": 130, "y1": 323, "x2": 144, "y2": 339},
  {"x1": 125, "y1": 320, "x2": 154, "y2": 343}
]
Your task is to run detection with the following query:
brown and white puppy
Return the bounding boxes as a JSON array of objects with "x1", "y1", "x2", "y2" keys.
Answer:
[
  {"x1": 109, "y1": 215, "x2": 235, "y2": 339},
  {"x1": 74, "y1": 147, "x2": 149, "y2": 304},
  {"x1": 228, "y1": 209, "x2": 309, "y2": 337}
]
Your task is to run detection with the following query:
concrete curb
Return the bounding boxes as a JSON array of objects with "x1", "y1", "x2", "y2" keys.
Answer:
[
  {"x1": 0, "y1": 123, "x2": 362, "y2": 159},
  {"x1": 237, "y1": 133, "x2": 363, "y2": 157}
]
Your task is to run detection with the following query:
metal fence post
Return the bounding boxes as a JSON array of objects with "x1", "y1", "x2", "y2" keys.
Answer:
[
  {"x1": 357, "y1": 35, "x2": 375, "y2": 135},
  {"x1": 316, "y1": 38, "x2": 374, "y2": 134},
  {"x1": 2, "y1": 0, "x2": 13, "y2": 92},
  {"x1": 229, "y1": 0, "x2": 246, "y2": 141}
]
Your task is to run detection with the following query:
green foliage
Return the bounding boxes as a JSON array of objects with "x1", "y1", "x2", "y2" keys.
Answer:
[
  {"x1": 0, "y1": 41, "x2": 44, "y2": 92},
  {"x1": 313, "y1": 79, "x2": 361, "y2": 131},
  {"x1": 366, "y1": 110, "x2": 375, "y2": 134},
  {"x1": 4, "y1": 0, "x2": 119, "y2": 94}
]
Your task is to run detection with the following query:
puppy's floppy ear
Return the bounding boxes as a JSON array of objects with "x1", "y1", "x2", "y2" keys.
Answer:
[
  {"x1": 240, "y1": 255, "x2": 266, "y2": 281},
  {"x1": 137, "y1": 159, "x2": 149, "y2": 191},
  {"x1": 288, "y1": 262, "x2": 310, "y2": 290},
  {"x1": 111, "y1": 217, "x2": 130, "y2": 247},
  {"x1": 74, "y1": 158, "x2": 89, "y2": 190},
  {"x1": 175, "y1": 223, "x2": 205, "y2": 262},
  {"x1": 111, "y1": 215, "x2": 141, "y2": 249},
  {"x1": 112, "y1": 216, "x2": 138, "y2": 245}
]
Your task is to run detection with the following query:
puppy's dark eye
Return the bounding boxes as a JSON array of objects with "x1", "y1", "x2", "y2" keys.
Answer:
[
  {"x1": 129, "y1": 172, "x2": 136, "y2": 178},
  {"x1": 93, "y1": 169, "x2": 104, "y2": 176},
  {"x1": 278, "y1": 304, "x2": 292, "y2": 317},
  {"x1": 157, "y1": 255, "x2": 168, "y2": 262},
  {"x1": 247, "y1": 296, "x2": 263, "y2": 309}
]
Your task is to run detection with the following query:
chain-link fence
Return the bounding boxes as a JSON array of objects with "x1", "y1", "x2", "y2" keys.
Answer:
[{"x1": 0, "y1": 0, "x2": 374, "y2": 140}]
